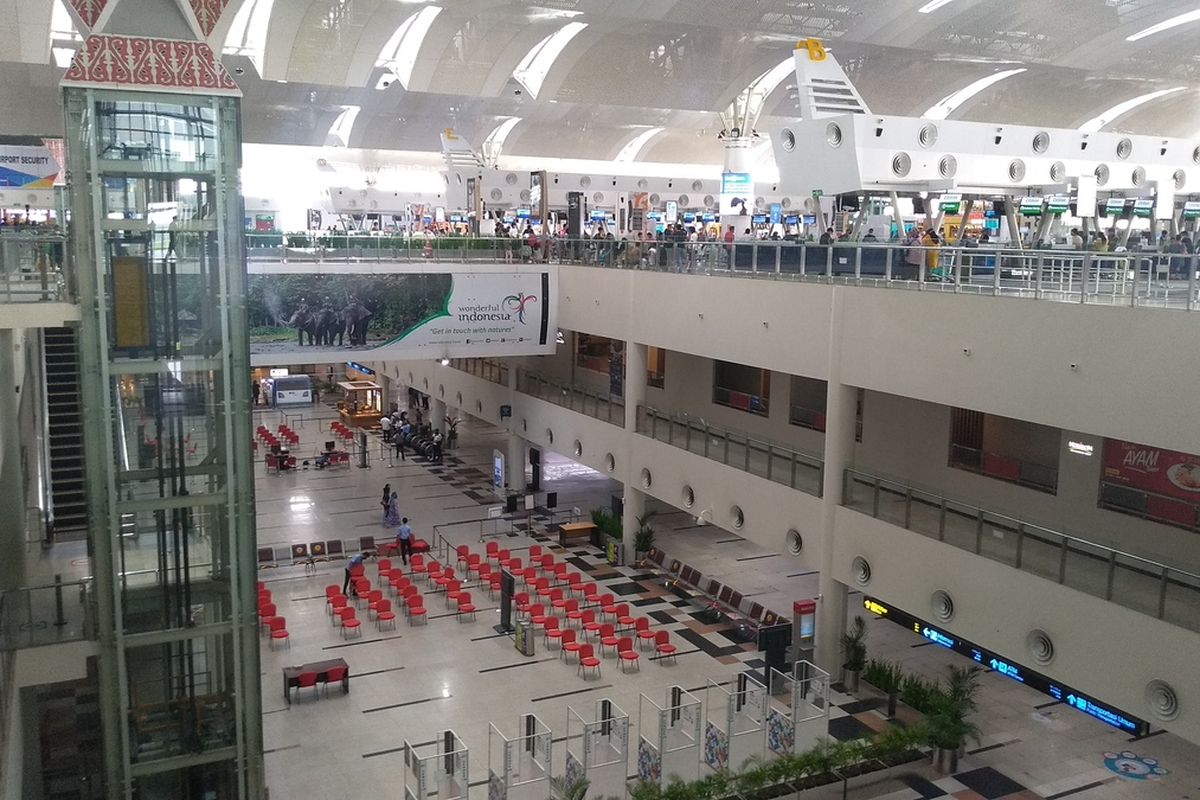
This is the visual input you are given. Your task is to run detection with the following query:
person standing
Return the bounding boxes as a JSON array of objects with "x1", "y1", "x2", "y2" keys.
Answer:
[
  {"x1": 380, "y1": 413, "x2": 392, "y2": 442},
  {"x1": 396, "y1": 517, "x2": 413, "y2": 565},
  {"x1": 384, "y1": 492, "x2": 401, "y2": 527},
  {"x1": 395, "y1": 420, "x2": 409, "y2": 460},
  {"x1": 343, "y1": 551, "x2": 369, "y2": 596},
  {"x1": 380, "y1": 483, "x2": 391, "y2": 525},
  {"x1": 251, "y1": 381, "x2": 260, "y2": 407}
]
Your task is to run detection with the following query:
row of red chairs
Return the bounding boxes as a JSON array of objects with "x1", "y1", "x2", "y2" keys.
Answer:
[
  {"x1": 290, "y1": 665, "x2": 348, "y2": 702},
  {"x1": 257, "y1": 582, "x2": 290, "y2": 649},
  {"x1": 276, "y1": 424, "x2": 300, "y2": 446},
  {"x1": 329, "y1": 421, "x2": 354, "y2": 443}
]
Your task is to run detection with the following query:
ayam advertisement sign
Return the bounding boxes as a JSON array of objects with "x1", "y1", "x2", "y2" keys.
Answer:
[{"x1": 1102, "y1": 439, "x2": 1200, "y2": 502}]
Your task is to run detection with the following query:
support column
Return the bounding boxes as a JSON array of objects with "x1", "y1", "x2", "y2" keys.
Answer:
[
  {"x1": 1004, "y1": 196, "x2": 1023, "y2": 248},
  {"x1": 0, "y1": 330, "x2": 27, "y2": 588},
  {"x1": 816, "y1": 289, "x2": 855, "y2": 677},
  {"x1": 622, "y1": 342, "x2": 647, "y2": 565},
  {"x1": 430, "y1": 397, "x2": 447, "y2": 433},
  {"x1": 508, "y1": 434, "x2": 527, "y2": 493}
]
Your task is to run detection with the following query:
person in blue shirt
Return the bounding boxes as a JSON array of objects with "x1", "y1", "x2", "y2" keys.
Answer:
[
  {"x1": 396, "y1": 518, "x2": 413, "y2": 565},
  {"x1": 343, "y1": 551, "x2": 369, "y2": 596}
]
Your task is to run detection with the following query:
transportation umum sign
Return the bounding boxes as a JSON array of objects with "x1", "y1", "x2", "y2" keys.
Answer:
[{"x1": 244, "y1": 266, "x2": 557, "y2": 366}]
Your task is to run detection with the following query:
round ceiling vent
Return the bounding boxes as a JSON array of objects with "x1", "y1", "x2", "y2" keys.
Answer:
[
  {"x1": 1131, "y1": 166, "x2": 1146, "y2": 186},
  {"x1": 490, "y1": 188, "x2": 504, "y2": 202},
  {"x1": 931, "y1": 590, "x2": 954, "y2": 622},
  {"x1": 1026, "y1": 629, "x2": 1054, "y2": 666},
  {"x1": 780, "y1": 196, "x2": 792, "y2": 209},
  {"x1": 1116, "y1": 137, "x2": 1133, "y2": 159},
  {"x1": 782, "y1": 128, "x2": 796, "y2": 151},
  {"x1": 592, "y1": 191, "x2": 605, "y2": 204},
  {"x1": 918, "y1": 123, "x2": 938, "y2": 148},
  {"x1": 1095, "y1": 163, "x2": 1110, "y2": 186},
  {"x1": 1009, "y1": 159, "x2": 1026, "y2": 182},
  {"x1": 1145, "y1": 680, "x2": 1180, "y2": 721},
  {"x1": 692, "y1": 179, "x2": 704, "y2": 191},
  {"x1": 1194, "y1": 145, "x2": 1200, "y2": 164},
  {"x1": 637, "y1": 178, "x2": 648, "y2": 190},
  {"x1": 519, "y1": 189, "x2": 531, "y2": 202},
  {"x1": 730, "y1": 505, "x2": 744, "y2": 529},
  {"x1": 826, "y1": 122, "x2": 843, "y2": 147},
  {"x1": 1050, "y1": 161, "x2": 1066, "y2": 182},
  {"x1": 703, "y1": 194, "x2": 715, "y2": 207},
  {"x1": 754, "y1": 196, "x2": 766, "y2": 209},
  {"x1": 579, "y1": 175, "x2": 591, "y2": 188},
  {"x1": 892, "y1": 152, "x2": 911, "y2": 177},
  {"x1": 505, "y1": 172, "x2": 519, "y2": 185},
  {"x1": 572, "y1": 439, "x2": 582, "y2": 457},
  {"x1": 604, "y1": 453, "x2": 615, "y2": 472},
  {"x1": 1175, "y1": 169, "x2": 1187, "y2": 190},
  {"x1": 786, "y1": 529, "x2": 802, "y2": 555},
  {"x1": 939, "y1": 155, "x2": 957, "y2": 178},
  {"x1": 1032, "y1": 131, "x2": 1051, "y2": 154},
  {"x1": 682, "y1": 485, "x2": 695, "y2": 508},
  {"x1": 678, "y1": 194, "x2": 689, "y2": 206},
  {"x1": 851, "y1": 556, "x2": 872, "y2": 586},
  {"x1": 648, "y1": 193, "x2": 661, "y2": 206},
  {"x1": 640, "y1": 468, "x2": 652, "y2": 488}
]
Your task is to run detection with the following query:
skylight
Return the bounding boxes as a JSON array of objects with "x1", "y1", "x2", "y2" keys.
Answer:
[
  {"x1": 1078, "y1": 87, "x2": 1185, "y2": 132},
  {"x1": 512, "y1": 21, "x2": 588, "y2": 99},
  {"x1": 918, "y1": 0, "x2": 959, "y2": 13},
  {"x1": 50, "y1": 0, "x2": 81, "y2": 43},
  {"x1": 223, "y1": 0, "x2": 275, "y2": 75},
  {"x1": 922, "y1": 68, "x2": 1026, "y2": 120},
  {"x1": 376, "y1": 6, "x2": 443, "y2": 89},
  {"x1": 1126, "y1": 7, "x2": 1200, "y2": 41},
  {"x1": 749, "y1": 58, "x2": 794, "y2": 99},
  {"x1": 615, "y1": 128, "x2": 664, "y2": 162},
  {"x1": 327, "y1": 106, "x2": 361, "y2": 147},
  {"x1": 482, "y1": 117, "x2": 523, "y2": 160}
]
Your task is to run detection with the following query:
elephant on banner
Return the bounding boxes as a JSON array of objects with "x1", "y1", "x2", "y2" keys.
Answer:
[
  {"x1": 341, "y1": 299, "x2": 372, "y2": 347},
  {"x1": 287, "y1": 302, "x2": 318, "y2": 346}
]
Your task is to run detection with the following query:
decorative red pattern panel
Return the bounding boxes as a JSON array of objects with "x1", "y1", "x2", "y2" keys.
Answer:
[
  {"x1": 189, "y1": 0, "x2": 231, "y2": 37},
  {"x1": 63, "y1": 35, "x2": 241, "y2": 96},
  {"x1": 67, "y1": 0, "x2": 108, "y2": 29}
]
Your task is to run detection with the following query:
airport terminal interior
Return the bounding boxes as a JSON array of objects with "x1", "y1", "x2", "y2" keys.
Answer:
[{"x1": 3, "y1": 1, "x2": 1200, "y2": 798}]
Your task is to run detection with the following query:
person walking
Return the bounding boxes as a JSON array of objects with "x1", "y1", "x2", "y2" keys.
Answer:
[
  {"x1": 396, "y1": 517, "x2": 413, "y2": 565},
  {"x1": 384, "y1": 491, "x2": 401, "y2": 527},
  {"x1": 343, "y1": 551, "x2": 369, "y2": 596},
  {"x1": 380, "y1": 483, "x2": 391, "y2": 525}
]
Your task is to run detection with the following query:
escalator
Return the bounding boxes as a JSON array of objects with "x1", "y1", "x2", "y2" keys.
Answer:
[{"x1": 44, "y1": 326, "x2": 88, "y2": 540}]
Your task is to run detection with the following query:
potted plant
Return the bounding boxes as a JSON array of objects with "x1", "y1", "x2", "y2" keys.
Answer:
[
  {"x1": 633, "y1": 510, "x2": 658, "y2": 561},
  {"x1": 863, "y1": 658, "x2": 905, "y2": 717},
  {"x1": 840, "y1": 616, "x2": 868, "y2": 692},
  {"x1": 927, "y1": 665, "x2": 983, "y2": 773},
  {"x1": 444, "y1": 415, "x2": 462, "y2": 449}
]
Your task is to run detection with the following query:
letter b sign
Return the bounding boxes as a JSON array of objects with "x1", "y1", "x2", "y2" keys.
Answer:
[{"x1": 797, "y1": 38, "x2": 826, "y2": 62}]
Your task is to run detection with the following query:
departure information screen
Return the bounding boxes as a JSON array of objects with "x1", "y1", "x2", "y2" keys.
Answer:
[{"x1": 861, "y1": 596, "x2": 1148, "y2": 736}]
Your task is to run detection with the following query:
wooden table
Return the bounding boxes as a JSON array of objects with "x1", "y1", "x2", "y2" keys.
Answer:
[
  {"x1": 559, "y1": 521, "x2": 597, "y2": 546},
  {"x1": 282, "y1": 658, "x2": 349, "y2": 703}
]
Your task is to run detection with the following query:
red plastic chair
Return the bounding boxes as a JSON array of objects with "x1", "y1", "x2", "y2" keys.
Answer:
[
  {"x1": 497, "y1": 550, "x2": 513, "y2": 569},
  {"x1": 598, "y1": 595, "x2": 617, "y2": 620},
  {"x1": 581, "y1": 583, "x2": 598, "y2": 603},
  {"x1": 323, "y1": 665, "x2": 348, "y2": 697},
  {"x1": 561, "y1": 629, "x2": 583, "y2": 662},
  {"x1": 423, "y1": 560, "x2": 442, "y2": 587},
  {"x1": 617, "y1": 637, "x2": 640, "y2": 672},
  {"x1": 294, "y1": 671, "x2": 318, "y2": 701},
  {"x1": 407, "y1": 597, "x2": 427, "y2": 625},
  {"x1": 377, "y1": 558, "x2": 392, "y2": 576},
  {"x1": 477, "y1": 564, "x2": 492, "y2": 582},
  {"x1": 543, "y1": 617, "x2": 562, "y2": 646},
  {"x1": 514, "y1": 591, "x2": 531, "y2": 618},
  {"x1": 457, "y1": 592, "x2": 476, "y2": 622},
  {"x1": 580, "y1": 611, "x2": 600, "y2": 639},
  {"x1": 258, "y1": 603, "x2": 277, "y2": 635},
  {"x1": 552, "y1": 593, "x2": 572, "y2": 614},
  {"x1": 557, "y1": 628, "x2": 577, "y2": 659},
  {"x1": 600, "y1": 624, "x2": 620, "y2": 657},
  {"x1": 350, "y1": 564, "x2": 365, "y2": 579},
  {"x1": 539, "y1": 553, "x2": 555, "y2": 574},
  {"x1": 506, "y1": 557, "x2": 523, "y2": 575},
  {"x1": 634, "y1": 617, "x2": 655, "y2": 649},
  {"x1": 410, "y1": 554, "x2": 425, "y2": 575},
  {"x1": 376, "y1": 599, "x2": 397, "y2": 631},
  {"x1": 268, "y1": 617, "x2": 289, "y2": 649},
  {"x1": 403, "y1": 591, "x2": 423, "y2": 616},
  {"x1": 578, "y1": 644, "x2": 601, "y2": 679},
  {"x1": 353, "y1": 579, "x2": 371, "y2": 606},
  {"x1": 528, "y1": 545, "x2": 542, "y2": 561},
  {"x1": 654, "y1": 630, "x2": 677, "y2": 664},
  {"x1": 523, "y1": 568, "x2": 540, "y2": 589},
  {"x1": 467, "y1": 554, "x2": 483, "y2": 578},
  {"x1": 329, "y1": 595, "x2": 348, "y2": 624},
  {"x1": 539, "y1": 585, "x2": 559, "y2": 605},
  {"x1": 445, "y1": 580, "x2": 463, "y2": 608},
  {"x1": 433, "y1": 566, "x2": 455, "y2": 591},
  {"x1": 489, "y1": 573, "x2": 502, "y2": 598},
  {"x1": 559, "y1": 597, "x2": 578, "y2": 620},
  {"x1": 616, "y1": 604, "x2": 636, "y2": 629},
  {"x1": 340, "y1": 607, "x2": 362, "y2": 639},
  {"x1": 566, "y1": 573, "x2": 584, "y2": 595},
  {"x1": 528, "y1": 603, "x2": 548, "y2": 627},
  {"x1": 367, "y1": 590, "x2": 384, "y2": 618},
  {"x1": 552, "y1": 563, "x2": 569, "y2": 582},
  {"x1": 486, "y1": 542, "x2": 500, "y2": 563},
  {"x1": 456, "y1": 545, "x2": 471, "y2": 566}
]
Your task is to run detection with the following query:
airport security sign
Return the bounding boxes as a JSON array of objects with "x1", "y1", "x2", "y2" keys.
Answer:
[{"x1": 246, "y1": 267, "x2": 557, "y2": 366}]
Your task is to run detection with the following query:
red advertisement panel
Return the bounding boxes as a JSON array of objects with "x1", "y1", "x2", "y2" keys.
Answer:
[{"x1": 1102, "y1": 439, "x2": 1200, "y2": 501}]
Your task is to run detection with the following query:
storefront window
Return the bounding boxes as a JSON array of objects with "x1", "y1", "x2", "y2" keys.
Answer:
[
  {"x1": 712, "y1": 361, "x2": 769, "y2": 416},
  {"x1": 949, "y1": 408, "x2": 1059, "y2": 493},
  {"x1": 647, "y1": 346, "x2": 665, "y2": 389}
]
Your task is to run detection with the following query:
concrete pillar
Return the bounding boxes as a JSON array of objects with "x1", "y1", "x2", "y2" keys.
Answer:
[
  {"x1": 430, "y1": 398, "x2": 447, "y2": 433},
  {"x1": 816, "y1": 289, "x2": 855, "y2": 676},
  {"x1": 0, "y1": 330, "x2": 27, "y2": 589},
  {"x1": 507, "y1": 434, "x2": 526, "y2": 493},
  {"x1": 622, "y1": 341, "x2": 647, "y2": 565},
  {"x1": 621, "y1": 485, "x2": 645, "y2": 566}
]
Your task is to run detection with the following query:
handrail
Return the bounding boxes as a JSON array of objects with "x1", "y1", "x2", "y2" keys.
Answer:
[
  {"x1": 243, "y1": 233, "x2": 1200, "y2": 312},
  {"x1": 637, "y1": 405, "x2": 824, "y2": 497},
  {"x1": 516, "y1": 369, "x2": 624, "y2": 426},
  {"x1": 0, "y1": 577, "x2": 94, "y2": 650},
  {"x1": 842, "y1": 467, "x2": 1200, "y2": 632}
]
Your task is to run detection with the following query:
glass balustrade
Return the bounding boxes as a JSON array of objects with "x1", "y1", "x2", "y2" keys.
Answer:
[
  {"x1": 515, "y1": 370, "x2": 624, "y2": 425},
  {"x1": 843, "y1": 468, "x2": 1200, "y2": 632},
  {"x1": 0, "y1": 232, "x2": 70, "y2": 302},
  {"x1": 0, "y1": 579, "x2": 94, "y2": 650},
  {"x1": 243, "y1": 234, "x2": 1200, "y2": 311},
  {"x1": 637, "y1": 405, "x2": 824, "y2": 496}
]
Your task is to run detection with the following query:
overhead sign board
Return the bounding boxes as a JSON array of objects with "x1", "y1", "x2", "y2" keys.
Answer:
[
  {"x1": 1045, "y1": 195, "x2": 1070, "y2": 214},
  {"x1": 938, "y1": 193, "x2": 962, "y2": 214},
  {"x1": 1104, "y1": 198, "x2": 1126, "y2": 216},
  {"x1": 0, "y1": 136, "x2": 63, "y2": 188},
  {"x1": 863, "y1": 596, "x2": 1148, "y2": 735},
  {"x1": 1132, "y1": 198, "x2": 1155, "y2": 218},
  {"x1": 1018, "y1": 197, "x2": 1044, "y2": 216},
  {"x1": 1183, "y1": 201, "x2": 1200, "y2": 219},
  {"x1": 245, "y1": 266, "x2": 558, "y2": 366}
]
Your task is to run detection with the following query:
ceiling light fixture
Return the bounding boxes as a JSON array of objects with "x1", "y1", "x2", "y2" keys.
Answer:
[
  {"x1": 922, "y1": 68, "x2": 1026, "y2": 120},
  {"x1": 918, "y1": 0, "x2": 958, "y2": 13},
  {"x1": 1078, "y1": 87, "x2": 1185, "y2": 132},
  {"x1": 1126, "y1": 7, "x2": 1200, "y2": 41}
]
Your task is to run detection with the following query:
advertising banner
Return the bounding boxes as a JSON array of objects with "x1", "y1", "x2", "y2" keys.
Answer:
[
  {"x1": 720, "y1": 172, "x2": 752, "y2": 220},
  {"x1": 246, "y1": 266, "x2": 557, "y2": 366},
  {"x1": 0, "y1": 136, "x2": 63, "y2": 188},
  {"x1": 1102, "y1": 439, "x2": 1200, "y2": 502}
]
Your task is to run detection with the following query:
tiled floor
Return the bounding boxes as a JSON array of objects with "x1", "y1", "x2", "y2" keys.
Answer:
[{"x1": 249, "y1": 403, "x2": 1200, "y2": 800}]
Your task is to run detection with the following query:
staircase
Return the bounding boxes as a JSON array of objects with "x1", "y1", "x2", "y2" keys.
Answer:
[{"x1": 43, "y1": 327, "x2": 88, "y2": 540}]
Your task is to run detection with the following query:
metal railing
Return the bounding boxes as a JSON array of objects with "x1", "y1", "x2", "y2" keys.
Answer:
[
  {"x1": 243, "y1": 233, "x2": 1200, "y2": 311},
  {"x1": 843, "y1": 468, "x2": 1200, "y2": 632},
  {"x1": 449, "y1": 357, "x2": 510, "y2": 387},
  {"x1": 948, "y1": 443, "x2": 1059, "y2": 494},
  {"x1": 516, "y1": 370, "x2": 625, "y2": 426},
  {"x1": 0, "y1": 577, "x2": 94, "y2": 650},
  {"x1": 0, "y1": 232, "x2": 70, "y2": 302},
  {"x1": 637, "y1": 405, "x2": 824, "y2": 496}
]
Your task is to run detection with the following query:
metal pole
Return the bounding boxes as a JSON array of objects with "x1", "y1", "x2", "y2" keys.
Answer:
[{"x1": 1004, "y1": 196, "x2": 1022, "y2": 249}]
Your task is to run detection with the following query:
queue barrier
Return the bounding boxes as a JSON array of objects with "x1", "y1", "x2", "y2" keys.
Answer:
[
  {"x1": 565, "y1": 699, "x2": 629, "y2": 798},
  {"x1": 404, "y1": 730, "x2": 469, "y2": 800},
  {"x1": 704, "y1": 674, "x2": 767, "y2": 773},
  {"x1": 487, "y1": 713, "x2": 552, "y2": 800},
  {"x1": 766, "y1": 662, "x2": 830, "y2": 757},
  {"x1": 637, "y1": 686, "x2": 702, "y2": 787}
]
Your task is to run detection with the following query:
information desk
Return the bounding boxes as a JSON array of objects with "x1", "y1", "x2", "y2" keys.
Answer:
[
  {"x1": 282, "y1": 658, "x2": 349, "y2": 703},
  {"x1": 559, "y1": 521, "x2": 596, "y2": 546}
]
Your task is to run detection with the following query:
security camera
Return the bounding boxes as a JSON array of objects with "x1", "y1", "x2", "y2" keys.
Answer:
[
  {"x1": 514, "y1": 88, "x2": 522, "y2": 96},
  {"x1": 1069, "y1": 363, "x2": 1078, "y2": 371},
  {"x1": 233, "y1": 66, "x2": 245, "y2": 75}
]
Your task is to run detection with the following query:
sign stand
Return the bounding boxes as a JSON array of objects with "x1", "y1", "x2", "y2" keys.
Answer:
[
  {"x1": 487, "y1": 714, "x2": 552, "y2": 800},
  {"x1": 636, "y1": 687, "x2": 701, "y2": 787},
  {"x1": 404, "y1": 730, "x2": 469, "y2": 800},
  {"x1": 703, "y1": 674, "x2": 766, "y2": 773},
  {"x1": 765, "y1": 662, "x2": 829, "y2": 757},
  {"x1": 565, "y1": 699, "x2": 629, "y2": 798}
]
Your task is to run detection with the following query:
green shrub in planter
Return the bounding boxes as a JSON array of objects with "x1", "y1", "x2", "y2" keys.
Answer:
[{"x1": 900, "y1": 674, "x2": 940, "y2": 714}]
